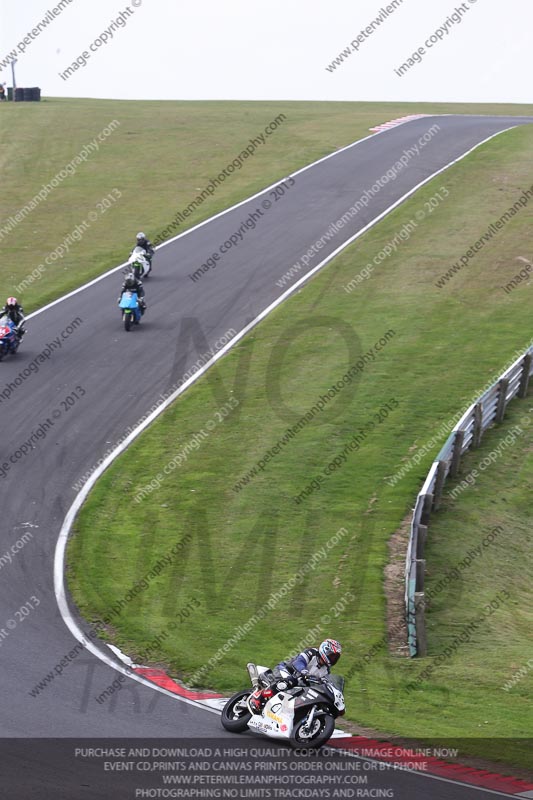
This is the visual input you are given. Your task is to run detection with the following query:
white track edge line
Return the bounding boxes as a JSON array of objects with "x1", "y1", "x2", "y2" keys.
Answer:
[{"x1": 54, "y1": 123, "x2": 516, "y2": 713}]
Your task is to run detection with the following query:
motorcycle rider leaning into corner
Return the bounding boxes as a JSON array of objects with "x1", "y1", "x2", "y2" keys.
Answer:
[
  {"x1": 118, "y1": 273, "x2": 146, "y2": 315},
  {"x1": 249, "y1": 638, "x2": 342, "y2": 712},
  {"x1": 1, "y1": 297, "x2": 27, "y2": 338}
]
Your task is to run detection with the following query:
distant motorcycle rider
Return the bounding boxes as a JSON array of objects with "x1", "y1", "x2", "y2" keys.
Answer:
[
  {"x1": 1, "y1": 297, "x2": 26, "y2": 338},
  {"x1": 135, "y1": 231, "x2": 154, "y2": 260},
  {"x1": 118, "y1": 273, "x2": 146, "y2": 315},
  {"x1": 249, "y1": 639, "x2": 342, "y2": 712}
]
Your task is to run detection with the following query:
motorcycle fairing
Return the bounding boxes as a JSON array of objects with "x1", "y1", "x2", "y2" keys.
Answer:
[
  {"x1": 247, "y1": 692, "x2": 296, "y2": 740},
  {"x1": 119, "y1": 291, "x2": 139, "y2": 309}
]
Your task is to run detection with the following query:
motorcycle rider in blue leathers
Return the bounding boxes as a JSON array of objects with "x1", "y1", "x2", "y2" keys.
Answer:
[{"x1": 249, "y1": 638, "x2": 342, "y2": 712}]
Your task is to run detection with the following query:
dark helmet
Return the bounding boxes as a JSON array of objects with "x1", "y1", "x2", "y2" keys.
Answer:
[
  {"x1": 318, "y1": 639, "x2": 342, "y2": 667},
  {"x1": 124, "y1": 274, "x2": 136, "y2": 290}
]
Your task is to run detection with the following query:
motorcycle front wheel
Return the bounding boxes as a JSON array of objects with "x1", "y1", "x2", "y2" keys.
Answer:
[
  {"x1": 220, "y1": 690, "x2": 252, "y2": 732},
  {"x1": 289, "y1": 713, "x2": 335, "y2": 749},
  {"x1": 124, "y1": 312, "x2": 132, "y2": 331}
]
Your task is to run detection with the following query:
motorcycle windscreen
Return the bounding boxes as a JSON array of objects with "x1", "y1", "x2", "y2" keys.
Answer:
[
  {"x1": 119, "y1": 291, "x2": 139, "y2": 309},
  {"x1": 327, "y1": 674, "x2": 345, "y2": 692}
]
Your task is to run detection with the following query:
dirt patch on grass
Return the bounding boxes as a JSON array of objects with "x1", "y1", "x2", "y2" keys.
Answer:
[{"x1": 384, "y1": 512, "x2": 411, "y2": 658}]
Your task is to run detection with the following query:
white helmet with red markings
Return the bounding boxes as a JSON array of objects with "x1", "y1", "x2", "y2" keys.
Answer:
[{"x1": 319, "y1": 638, "x2": 342, "y2": 667}]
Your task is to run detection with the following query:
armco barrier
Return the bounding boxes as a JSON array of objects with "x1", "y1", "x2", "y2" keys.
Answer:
[{"x1": 405, "y1": 347, "x2": 533, "y2": 656}]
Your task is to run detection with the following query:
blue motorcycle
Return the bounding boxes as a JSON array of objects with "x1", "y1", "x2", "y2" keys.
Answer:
[
  {"x1": 119, "y1": 290, "x2": 142, "y2": 331},
  {"x1": 0, "y1": 318, "x2": 21, "y2": 360}
]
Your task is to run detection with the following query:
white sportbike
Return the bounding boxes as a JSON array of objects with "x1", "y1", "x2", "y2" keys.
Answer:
[
  {"x1": 221, "y1": 663, "x2": 345, "y2": 749},
  {"x1": 128, "y1": 246, "x2": 152, "y2": 279}
]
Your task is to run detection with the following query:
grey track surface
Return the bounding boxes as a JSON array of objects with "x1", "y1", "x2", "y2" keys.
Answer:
[{"x1": 2, "y1": 114, "x2": 532, "y2": 797}]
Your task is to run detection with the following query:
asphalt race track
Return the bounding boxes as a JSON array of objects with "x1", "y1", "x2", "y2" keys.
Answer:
[{"x1": 2, "y1": 115, "x2": 533, "y2": 798}]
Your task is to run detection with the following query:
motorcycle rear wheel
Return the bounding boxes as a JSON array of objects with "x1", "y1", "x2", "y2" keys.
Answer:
[
  {"x1": 290, "y1": 713, "x2": 335, "y2": 749},
  {"x1": 221, "y1": 690, "x2": 252, "y2": 732}
]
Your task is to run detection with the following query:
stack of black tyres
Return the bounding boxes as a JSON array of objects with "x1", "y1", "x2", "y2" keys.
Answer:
[{"x1": 12, "y1": 87, "x2": 41, "y2": 101}]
